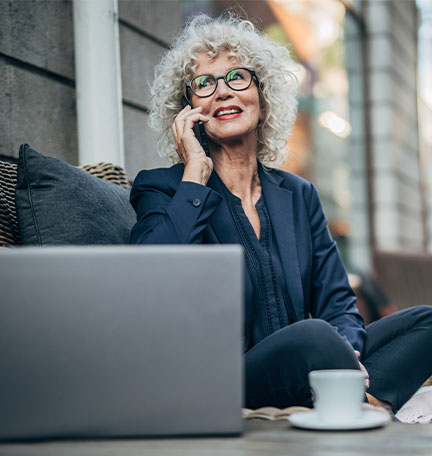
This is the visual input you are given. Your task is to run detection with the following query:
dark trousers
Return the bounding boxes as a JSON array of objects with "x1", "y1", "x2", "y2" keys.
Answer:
[{"x1": 245, "y1": 306, "x2": 432, "y2": 412}]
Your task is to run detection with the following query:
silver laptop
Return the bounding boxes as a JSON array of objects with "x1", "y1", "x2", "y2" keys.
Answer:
[{"x1": 0, "y1": 246, "x2": 244, "y2": 440}]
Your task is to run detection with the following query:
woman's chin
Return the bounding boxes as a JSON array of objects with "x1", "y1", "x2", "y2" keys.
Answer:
[{"x1": 208, "y1": 130, "x2": 258, "y2": 148}]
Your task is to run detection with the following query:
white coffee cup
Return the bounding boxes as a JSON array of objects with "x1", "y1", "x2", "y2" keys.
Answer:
[{"x1": 308, "y1": 369, "x2": 366, "y2": 424}]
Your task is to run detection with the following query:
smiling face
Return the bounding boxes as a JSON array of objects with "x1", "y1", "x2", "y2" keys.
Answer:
[{"x1": 190, "y1": 51, "x2": 262, "y2": 150}]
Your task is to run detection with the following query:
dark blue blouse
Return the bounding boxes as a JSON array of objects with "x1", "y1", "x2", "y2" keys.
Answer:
[{"x1": 215, "y1": 174, "x2": 296, "y2": 348}]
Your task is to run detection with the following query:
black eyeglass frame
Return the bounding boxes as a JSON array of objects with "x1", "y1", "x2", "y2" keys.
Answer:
[{"x1": 185, "y1": 67, "x2": 260, "y2": 100}]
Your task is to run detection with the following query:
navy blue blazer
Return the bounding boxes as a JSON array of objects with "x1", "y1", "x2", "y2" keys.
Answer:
[{"x1": 130, "y1": 163, "x2": 366, "y2": 353}]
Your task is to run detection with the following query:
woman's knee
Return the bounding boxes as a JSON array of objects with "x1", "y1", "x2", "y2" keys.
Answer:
[
  {"x1": 288, "y1": 319, "x2": 343, "y2": 348},
  {"x1": 275, "y1": 319, "x2": 355, "y2": 362},
  {"x1": 414, "y1": 305, "x2": 432, "y2": 318},
  {"x1": 401, "y1": 305, "x2": 432, "y2": 325}
]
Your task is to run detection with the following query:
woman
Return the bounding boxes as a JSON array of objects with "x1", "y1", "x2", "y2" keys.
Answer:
[{"x1": 130, "y1": 13, "x2": 432, "y2": 413}]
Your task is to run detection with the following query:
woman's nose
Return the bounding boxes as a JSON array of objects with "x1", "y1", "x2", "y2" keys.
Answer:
[{"x1": 214, "y1": 79, "x2": 233, "y2": 100}]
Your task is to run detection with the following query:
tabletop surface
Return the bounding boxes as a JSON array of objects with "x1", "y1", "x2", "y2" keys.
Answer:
[{"x1": 1, "y1": 419, "x2": 432, "y2": 456}]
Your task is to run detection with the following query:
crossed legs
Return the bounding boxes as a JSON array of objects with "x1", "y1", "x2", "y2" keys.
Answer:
[
  {"x1": 245, "y1": 306, "x2": 432, "y2": 412},
  {"x1": 245, "y1": 319, "x2": 360, "y2": 409}
]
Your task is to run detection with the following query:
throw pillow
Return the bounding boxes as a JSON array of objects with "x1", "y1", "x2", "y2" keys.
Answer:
[{"x1": 15, "y1": 144, "x2": 136, "y2": 245}]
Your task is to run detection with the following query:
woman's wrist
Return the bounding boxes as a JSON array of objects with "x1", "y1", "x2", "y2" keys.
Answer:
[{"x1": 182, "y1": 161, "x2": 212, "y2": 186}]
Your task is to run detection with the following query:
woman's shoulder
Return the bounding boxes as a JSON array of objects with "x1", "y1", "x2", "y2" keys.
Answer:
[
  {"x1": 261, "y1": 165, "x2": 323, "y2": 214},
  {"x1": 262, "y1": 165, "x2": 315, "y2": 194}
]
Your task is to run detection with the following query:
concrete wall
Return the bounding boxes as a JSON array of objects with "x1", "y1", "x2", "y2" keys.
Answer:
[
  {"x1": 0, "y1": 0, "x2": 177, "y2": 179},
  {"x1": 365, "y1": 0, "x2": 426, "y2": 252}
]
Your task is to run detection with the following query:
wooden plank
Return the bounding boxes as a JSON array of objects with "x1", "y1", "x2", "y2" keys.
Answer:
[{"x1": 0, "y1": 420, "x2": 431, "y2": 456}]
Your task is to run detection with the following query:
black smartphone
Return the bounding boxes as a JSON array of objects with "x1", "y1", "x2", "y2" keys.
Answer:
[{"x1": 180, "y1": 96, "x2": 210, "y2": 157}]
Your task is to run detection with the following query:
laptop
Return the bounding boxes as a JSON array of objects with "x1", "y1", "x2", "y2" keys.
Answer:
[{"x1": 0, "y1": 245, "x2": 244, "y2": 440}]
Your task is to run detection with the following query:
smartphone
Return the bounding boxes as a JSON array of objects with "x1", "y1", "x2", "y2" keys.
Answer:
[{"x1": 180, "y1": 96, "x2": 210, "y2": 157}]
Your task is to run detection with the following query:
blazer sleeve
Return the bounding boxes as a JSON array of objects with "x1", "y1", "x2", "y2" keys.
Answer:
[
  {"x1": 129, "y1": 169, "x2": 223, "y2": 244},
  {"x1": 307, "y1": 182, "x2": 366, "y2": 353}
]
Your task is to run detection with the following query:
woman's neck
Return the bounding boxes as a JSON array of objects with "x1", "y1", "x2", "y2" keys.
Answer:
[{"x1": 211, "y1": 144, "x2": 261, "y2": 203}]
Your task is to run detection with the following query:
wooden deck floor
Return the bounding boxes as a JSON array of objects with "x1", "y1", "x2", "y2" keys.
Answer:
[{"x1": 1, "y1": 419, "x2": 432, "y2": 456}]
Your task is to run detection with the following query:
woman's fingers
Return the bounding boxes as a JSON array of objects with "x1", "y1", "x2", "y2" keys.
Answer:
[
  {"x1": 174, "y1": 106, "x2": 213, "y2": 186},
  {"x1": 172, "y1": 106, "x2": 210, "y2": 162},
  {"x1": 362, "y1": 365, "x2": 370, "y2": 389},
  {"x1": 354, "y1": 350, "x2": 370, "y2": 389}
]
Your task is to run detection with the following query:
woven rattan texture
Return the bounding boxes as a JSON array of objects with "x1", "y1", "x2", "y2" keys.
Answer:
[
  {"x1": 80, "y1": 162, "x2": 130, "y2": 189},
  {"x1": 0, "y1": 161, "x2": 19, "y2": 247},
  {"x1": 0, "y1": 160, "x2": 131, "y2": 247}
]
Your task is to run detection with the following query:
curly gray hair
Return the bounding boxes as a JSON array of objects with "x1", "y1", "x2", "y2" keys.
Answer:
[{"x1": 149, "y1": 13, "x2": 298, "y2": 166}]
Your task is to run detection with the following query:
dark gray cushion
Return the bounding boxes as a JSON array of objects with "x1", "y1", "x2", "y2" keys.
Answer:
[{"x1": 15, "y1": 144, "x2": 136, "y2": 245}]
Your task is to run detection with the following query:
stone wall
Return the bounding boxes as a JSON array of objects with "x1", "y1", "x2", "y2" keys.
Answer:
[
  {"x1": 0, "y1": 0, "x2": 177, "y2": 179},
  {"x1": 0, "y1": 0, "x2": 77, "y2": 164},
  {"x1": 118, "y1": 0, "x2": 178, "y2": 179}
]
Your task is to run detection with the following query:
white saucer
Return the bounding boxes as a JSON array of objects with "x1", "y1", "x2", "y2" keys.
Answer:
[{"x1": 288, "y1": 410, "x2": 390, "y2": 431}]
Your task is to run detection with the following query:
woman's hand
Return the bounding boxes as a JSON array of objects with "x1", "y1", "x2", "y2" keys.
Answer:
[
  {"x1": 354, "y1": 350, "x2": 370, "y2": 389},
  {"x1": 172, "y1": 105, "x2": 213, "y2": 186}
]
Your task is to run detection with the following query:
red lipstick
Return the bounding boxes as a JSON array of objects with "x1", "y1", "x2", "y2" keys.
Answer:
[{"x1": 213, "y1": 105, "x2": 243, "y2": 119}]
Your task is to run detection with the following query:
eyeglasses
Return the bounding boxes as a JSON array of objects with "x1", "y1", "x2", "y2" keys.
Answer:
[{"x1": 186, "y1": 67, "x2": 259, "y2": 98}]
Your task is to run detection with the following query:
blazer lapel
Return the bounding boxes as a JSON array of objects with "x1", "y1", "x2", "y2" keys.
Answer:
[
  {"x1": 259, "y1": 166, "x2": 305, "y2": 320},
  {"x1": 206, "y1": 172, "x2": 241, "y2": 244}
]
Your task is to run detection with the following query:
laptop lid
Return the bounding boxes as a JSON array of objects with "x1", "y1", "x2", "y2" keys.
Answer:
[{"x1": 0, "y1": 245, "x2": 244, "y2": 440}]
